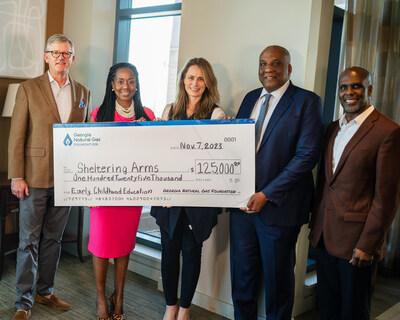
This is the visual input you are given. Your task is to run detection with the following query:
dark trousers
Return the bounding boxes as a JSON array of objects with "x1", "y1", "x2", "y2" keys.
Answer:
[
  {"x1": 230, "y1": 210, "x2": 300, "y2": 320},
  {"x1": 16, "y1": 188, "x2": 70, "y2": 310},
  {"x1": 316, "y1": 243, "x2": 375, "y2": 320},
  {"x1": 160, "y1": 213, "x2": 203, "y2": 308}
]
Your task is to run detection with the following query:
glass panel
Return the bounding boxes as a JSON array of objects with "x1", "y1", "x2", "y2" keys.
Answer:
[
  {"x1": 115, "y1": 19, "x2": 131, "y2": 62},
  {"x1": 119, "y1": 0, "x2": 132, "y2": 10},
  {"x1": 138, "y1": 206, "x2": 160, "y2": 242},
  {"x1": 128, "y1": 14, "x2": 181, "y2": 117},
  {"x1": 131, "y1": 0, "x2": 181, "y2": 9},
  {"x1": 127, "y1": 13, "x2": 181, "y2": 239}
]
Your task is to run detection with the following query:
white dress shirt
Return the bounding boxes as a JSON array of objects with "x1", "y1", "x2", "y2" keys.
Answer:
[
  {"x1": 48, "y1": 71, "x2": 72, "y2": 123},
  {"x1": 332, "y1": 105, "x2": 374, "y2": 172},
  {"x1": 250, "y1": 80, "x2": 290, "y2": 151}
]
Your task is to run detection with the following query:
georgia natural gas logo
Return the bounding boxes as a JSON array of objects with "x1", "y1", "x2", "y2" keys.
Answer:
[
  {"x1": 63, "y1": 134, "x2": 73, "y2": 146},
  {"x1": 63, "y1": 132, "x2": 100, "y2": 147}
]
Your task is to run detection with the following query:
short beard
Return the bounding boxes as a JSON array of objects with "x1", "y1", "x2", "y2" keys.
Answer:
[
  {"x1": 343, "y1": 105, "x2": 361, "y2": 114},
  {"x1": 343, "y1": 101, "x2": 369, "y2": 115}
]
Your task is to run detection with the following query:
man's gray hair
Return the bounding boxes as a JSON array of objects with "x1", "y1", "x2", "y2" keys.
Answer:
[{"x1": 45, "y1": 34, "x2": 75, "y2": 54}]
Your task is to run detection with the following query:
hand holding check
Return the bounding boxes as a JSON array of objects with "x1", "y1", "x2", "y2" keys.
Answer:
[{"x1": 241, "y1": 191, "x2": 268, "y2": 213}]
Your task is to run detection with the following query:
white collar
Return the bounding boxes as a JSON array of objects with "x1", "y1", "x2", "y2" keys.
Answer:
[
  {"x1": 339, "y1": 105, "x2": 374, "y2": 128},
  {"x1": 47, "y1": 71, "x2": 70, "y2": 87},
  {"x1": 260, "y1": 79, "x2": 290, "y2": 98}
]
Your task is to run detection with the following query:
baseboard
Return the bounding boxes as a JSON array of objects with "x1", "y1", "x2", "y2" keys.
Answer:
[
  {"x1": 128, "y1": 244, "x2": 161, "y2": 282},
  {"x1": 376, "y1": 302, "x2": 400, "y2": 320},
  {"x1": 191, "y1": 290, "x2": 234, "y2": 319}
]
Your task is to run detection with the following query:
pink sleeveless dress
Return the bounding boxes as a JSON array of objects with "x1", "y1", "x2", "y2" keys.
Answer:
[{"x1": 88, "y1": 107, "x2": 155, "y2": 258}]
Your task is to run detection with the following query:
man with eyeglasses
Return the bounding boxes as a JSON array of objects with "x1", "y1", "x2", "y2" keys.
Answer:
[
  {"x1": 8, "y1": 34, "x2": 90, "y2": 320},
  {"x1": 310, "y1": 66, "x2": 400, "y2": 319}
]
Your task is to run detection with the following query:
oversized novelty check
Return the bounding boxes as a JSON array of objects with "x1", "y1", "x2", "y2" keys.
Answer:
[{"x1": 53, "y1": 120, "x2": 255, "y2": 207}]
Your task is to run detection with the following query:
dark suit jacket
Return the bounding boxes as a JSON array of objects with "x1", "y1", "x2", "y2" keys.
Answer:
[
  {"x1": 150, "y1": 206, "x2": 220, "y2": 243},
  {"x1": 235, "y1": 82, "x2": 323, "y2": 226},
  {"x1": 310, "y1": 109, "x2": 400, "y2": 259},
  {"x1": 8, "y1": 73, "x2": 90, "y2": 188}
]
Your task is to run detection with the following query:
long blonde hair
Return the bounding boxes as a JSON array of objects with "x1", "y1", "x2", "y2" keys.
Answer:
[{"x1": 170, "y1": 57, "x2": 220, "y2": 120}]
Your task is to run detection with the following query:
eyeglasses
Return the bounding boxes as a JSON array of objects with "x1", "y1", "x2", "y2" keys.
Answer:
[{"x1": 45, "y1": 50, "x2": 73, "y2": 58}]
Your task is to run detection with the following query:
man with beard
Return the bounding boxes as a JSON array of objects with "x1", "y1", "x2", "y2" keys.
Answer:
[{"x1": 310, "y1": 66, "x2": 400, "y2": 319}]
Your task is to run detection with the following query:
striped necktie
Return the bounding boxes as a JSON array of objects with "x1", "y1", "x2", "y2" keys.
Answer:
[{"x1": 255, "y1": 93, "x2": 271, "y2": 147}]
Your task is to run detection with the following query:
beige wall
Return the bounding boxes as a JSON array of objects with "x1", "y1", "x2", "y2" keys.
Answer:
[{"x1": 63, "y1": 0, "x2": 116, "y2": 109}]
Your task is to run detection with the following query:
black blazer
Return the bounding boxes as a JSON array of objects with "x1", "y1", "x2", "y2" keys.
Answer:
[
  {"x1": 151, "y1": 103, "x2": 224, "y2": 243},
  {"x1": 150, "y1": 206, "x2": 220, "y2": 243}
]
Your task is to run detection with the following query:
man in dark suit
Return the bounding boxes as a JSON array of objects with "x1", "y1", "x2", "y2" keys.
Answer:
[
  {"x1": 8, "y1": 34, "x2": 89, "y2": 320},
  {"x1": 230, "y1": 45, "x2": 323, "y2": 320},
  {"x1": 310, "y1": 66, "x2": 400, "y2": 319}
]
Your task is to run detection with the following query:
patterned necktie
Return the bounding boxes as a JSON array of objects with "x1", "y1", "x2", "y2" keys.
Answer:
[{"x1": 255, "y1": 93, "x2": 271, "y2": 147}]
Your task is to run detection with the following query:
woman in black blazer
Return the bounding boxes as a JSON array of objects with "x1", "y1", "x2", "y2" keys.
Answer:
[{"x1": 151, "y1": 57, "x2": 225, "y2": 320}]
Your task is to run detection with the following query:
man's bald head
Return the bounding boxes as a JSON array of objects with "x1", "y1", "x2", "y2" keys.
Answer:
[
  {"x1": 260, "y1": 45, "x2": 291, "y2": 63},
  {"x1": 339, "y1": 66, "x2": 371, "y2": 84}
]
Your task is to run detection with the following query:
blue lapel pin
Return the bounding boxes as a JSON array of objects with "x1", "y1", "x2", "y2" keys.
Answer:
[{"x1": 79, "y1": 99, "x2": 86, "y2": 109}]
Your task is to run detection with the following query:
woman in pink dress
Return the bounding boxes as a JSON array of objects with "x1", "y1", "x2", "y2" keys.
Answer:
[{"x1": 89, "y1": 62, "x2": 155, "y2": 320}]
